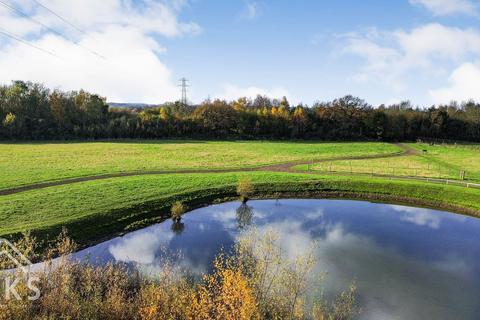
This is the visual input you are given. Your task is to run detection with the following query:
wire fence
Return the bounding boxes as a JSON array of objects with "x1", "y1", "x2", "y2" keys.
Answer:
[
  {"x1": 306, "y1": 162, "x2": 480, "y2": 190},
  {"x1": 417, "y1": 138, "x2": 480, "y2": 150}
]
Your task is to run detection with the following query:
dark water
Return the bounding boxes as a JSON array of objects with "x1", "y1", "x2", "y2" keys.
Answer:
[{"x1": 74, "y1": 199, "x2": 480, "y2": 320}]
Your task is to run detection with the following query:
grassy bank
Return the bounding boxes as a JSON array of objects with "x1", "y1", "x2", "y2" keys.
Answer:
[
  {"x1": 1, "y1": 171, "x2": 479, "y2": 249},
  {"x1": 0, "y1": 141, "x2": 400, "y2": 189}
]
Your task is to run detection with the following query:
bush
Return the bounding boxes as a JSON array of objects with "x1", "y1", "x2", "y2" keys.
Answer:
[
  {"x1": 0, "y1": 230, "x2": 358, "y2": 320},
  {"x1": 237, "y1": 179, "x2": 254, "y2": 203},
  {"x1": 171, "y1": 201, "x2": 186, "y2": 222}
]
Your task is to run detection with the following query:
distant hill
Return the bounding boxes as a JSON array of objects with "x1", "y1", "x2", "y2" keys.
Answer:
[
  {"x1": 108, "y1": 102, "x2": 157, "y2": 109},
  {"x1": 108, "y1": 102, "x2": 199, "y2": 109}
]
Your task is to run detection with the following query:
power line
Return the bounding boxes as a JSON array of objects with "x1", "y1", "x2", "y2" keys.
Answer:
[
  {"x1": 30, "y1": 0, "x2": 87, "y2": 36},
  {"x1": 0, "y1": 0, "x2": 105, "y2": 59},
  {"x1": 0, "y1": 26, "x2": 60, "y2": 58},
  {"x1": 28, "y1": 0, "x2": 105, "y2": 59},
  {"x1": 0, "y1": 0, "x2": 62, "y2": 37}
]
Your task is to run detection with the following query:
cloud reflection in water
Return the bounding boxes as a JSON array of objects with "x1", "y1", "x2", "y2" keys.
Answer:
[{"x1": 75, "y1": 199, "x2": 480, "y2": 320}]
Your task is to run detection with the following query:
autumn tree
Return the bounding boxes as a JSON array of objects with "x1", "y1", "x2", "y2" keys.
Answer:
[{"x1": 192, "y1": 99, "x2": 238, "y2": 136}]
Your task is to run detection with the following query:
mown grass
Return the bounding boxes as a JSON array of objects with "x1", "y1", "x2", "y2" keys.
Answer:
[
  {"x1": 1, "y1": 171, "x2": 479, "y2": 249},
  {"x1": 0, "y1": 141, "x2": 400, "y2": 189},
  {"x1": 299, "y1": 143, "x2": 480, "y2": 182}
]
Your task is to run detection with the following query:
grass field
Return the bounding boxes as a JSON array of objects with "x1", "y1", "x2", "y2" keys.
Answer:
[
  {"x1": 299, "y1": 143, "x2": 480, "y2": 182},
  {"x1": 0, "y1": 141, "x2": 401, "y2": 190},
  {"x1": 1, "y1": 140, "x2": 479, "y2": 249}
]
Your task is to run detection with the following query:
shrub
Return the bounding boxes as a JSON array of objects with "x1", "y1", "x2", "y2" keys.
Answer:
[
  {"x1": 0, "y1": 230, "x2": 358, "y2": 320},
  {"x1": 237, "y1": 179, "x2": 254, "y2": 203},
  {"x1": 171, "y1": 201, "x2": 186, "y2": 222}
]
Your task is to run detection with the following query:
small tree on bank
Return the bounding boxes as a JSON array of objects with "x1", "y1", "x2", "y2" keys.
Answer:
[
  {"x1": 237, "y1": 179, "x2": 254, "y2": 203},
  {"x1": 171, "y1": 201, "x2": 186, "y2": 222}
]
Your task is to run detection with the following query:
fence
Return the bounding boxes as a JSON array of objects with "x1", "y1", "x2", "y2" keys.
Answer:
[
  {"x1": 306, "y1": 162, "x2": 480, "y2": 190},
  {"x1": 417, "y1": 138, "x2": 480, "y2": 150}
]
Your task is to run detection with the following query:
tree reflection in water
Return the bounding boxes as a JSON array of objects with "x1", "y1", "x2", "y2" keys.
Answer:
[
  {"x1": 236, "y1": 202, "x2": 254, "y2": 230},
  {"x1": 171, "y1": 220, "x2": 185, "y2": 235}
]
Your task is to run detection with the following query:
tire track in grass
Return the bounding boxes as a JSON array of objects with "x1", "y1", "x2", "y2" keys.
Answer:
[{"x1": 262, "y1": 143, "x2": 416, "y2": 172}]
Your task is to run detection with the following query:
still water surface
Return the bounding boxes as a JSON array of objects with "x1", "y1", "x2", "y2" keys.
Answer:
[{"x1": 74, "y1": 199, "x2": 480, "y2": 320}]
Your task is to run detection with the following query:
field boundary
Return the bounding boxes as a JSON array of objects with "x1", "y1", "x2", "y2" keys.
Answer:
[{"x1": 293, "y1": 170, "x2": 480, "y2": 189}]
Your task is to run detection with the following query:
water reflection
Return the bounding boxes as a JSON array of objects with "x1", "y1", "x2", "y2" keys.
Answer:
[
  {"x1": 391, "y1": 205, "x2": 443, "y2": 229},
  {"x1": 74, "y1": 199, "x2": 480, "y2": 320},
  {"x1": 171, "y1": 220, "x2": 185, "y2": 235},
  {"x1": 108, "y1": 228, "x2": 173, "y2": 264},
  {"x1": 236, "y1": 203, "x2": 254, "y2": 230}
]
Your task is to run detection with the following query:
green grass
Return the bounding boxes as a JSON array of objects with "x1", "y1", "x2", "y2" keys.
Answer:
[
  {"x1": 1, "y1": 171, "x2": 479, "y2": 248},
  {"x1": 0, "y1": 172, "x2": 310, "y2": 235},
  {"x1": 0, "y1": 141, "x2": 400, "y2": 190},
  {"x1": 408, "y1": 143, "x2": 480, "y2": 181},
  {"x1": 299, "y1": 143, "x2": 480, "y2": 182}
]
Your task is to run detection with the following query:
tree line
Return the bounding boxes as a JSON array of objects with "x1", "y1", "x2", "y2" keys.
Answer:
[{"x1": 1, "y1": 81, "x2": 479, "y2": 141}]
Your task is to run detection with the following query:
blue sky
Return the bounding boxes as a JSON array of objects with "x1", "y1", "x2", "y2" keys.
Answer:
[{"x1": 0, "y1": 0, "x2": 479, "y2": 105}]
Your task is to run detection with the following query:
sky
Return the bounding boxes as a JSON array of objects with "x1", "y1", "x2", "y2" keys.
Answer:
[{"x1": 0, "y1": 0, "x2": 479, "y2": 106}]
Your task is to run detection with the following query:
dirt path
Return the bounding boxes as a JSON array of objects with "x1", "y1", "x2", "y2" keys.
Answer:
[
  {"x1": 0, "y1": 143, "x2": 423, "y2": 196},
  {"x1": 262, "y1": 143, "x2": 417, "y2": 172}
]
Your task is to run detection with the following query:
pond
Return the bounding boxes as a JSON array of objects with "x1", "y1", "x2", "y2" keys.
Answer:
[{"x1": 74, "y1": 199, "x2": 480, "y2": 320}]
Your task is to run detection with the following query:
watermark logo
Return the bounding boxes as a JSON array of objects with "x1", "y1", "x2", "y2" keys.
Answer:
[{"x1": 0, "y1": 238, "x2": 40, "y2": 304}]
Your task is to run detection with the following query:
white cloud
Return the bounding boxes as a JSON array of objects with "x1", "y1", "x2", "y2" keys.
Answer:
[
  {"x1": 242, "y1": 1, "x2": 260, "y2": 20},
  {"x1": 342, "y1": 23, "x2": 480, "y2": 99},
  {"x1": 0, "y1": 0, "x2": 201, "y2": 103},
  {"x1": 0, "y1": 5, "x2": 39, "y2": 36},
  {"x1": 215, "y1": 83, "x2": 292, "y2": 101},
  {"x1": 8, "y1": 0, "x2": 202, "y2": 38},
  {"x1": 409, "y1": 0, "x2": 478, "y2": 16},
  {"x1": 109, "y1": 229, "x2": 173, "y2": 264},
  {"x1": 390, "y1": 205, "x2": 442, "y2": 229},
  {"x1": 429, "y1": 62, "x2": 480, "y2": 103}
]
